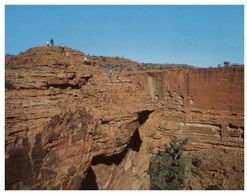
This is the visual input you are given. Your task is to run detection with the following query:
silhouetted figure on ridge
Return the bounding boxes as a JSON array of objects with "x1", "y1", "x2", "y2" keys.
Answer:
[{"x1": 50, "y1": 38, "x2": 54, "y2": 46}]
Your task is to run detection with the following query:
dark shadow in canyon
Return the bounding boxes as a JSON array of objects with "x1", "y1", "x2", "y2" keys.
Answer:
[
  {"x1": 79, "y1": 167, "x2": 98, "y2": 190},
  {"x1": 129, "y1": 128, "x2": 142, "y2": 152},
  {"x1": 5, "y1": 138, "x2": 34, "y2": 190},
  {"x1": 45, "y1": 83, "x2": 81, "y2": 90},
  {"x1": 137, "y1": 110, "x2": 153, "y2": 126},
  {"x1": 91, "y1": 128, "x2": 142, "y2": 166}
]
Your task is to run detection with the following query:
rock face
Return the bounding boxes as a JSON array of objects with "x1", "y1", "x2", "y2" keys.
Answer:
[
  {"x1": 124, "y1": 68, "x2": 244, "y2": 189},
  {"x1": 126, "y1": 67, "x2": 244, "y2": 148},
  {"x1": 5, "y1": 46, "x2": 244, "y2": 190},
  {"x1": 5, "y1": 46, "x2": 154, "y2": 189}
]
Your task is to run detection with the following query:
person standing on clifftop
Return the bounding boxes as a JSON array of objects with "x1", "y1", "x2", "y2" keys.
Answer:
[
  {"x1": 50, "y1": 38, "x2": 54, "y2": 46},
  {"x1": 46, "y1": 41, "x2": 50, "y2": 46}
]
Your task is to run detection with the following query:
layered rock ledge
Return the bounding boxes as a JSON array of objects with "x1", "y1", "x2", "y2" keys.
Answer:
[{"x1": 5, "y1": 46, "x2": 244, "y2": 190}]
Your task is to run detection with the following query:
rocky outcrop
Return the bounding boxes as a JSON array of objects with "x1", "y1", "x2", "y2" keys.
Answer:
[
  {"x1": 5, "y1": 46, "x2": 244, "y2": 190},
  {"x1": 5, "y1": 46, "x2": 155, "y2": 189}
]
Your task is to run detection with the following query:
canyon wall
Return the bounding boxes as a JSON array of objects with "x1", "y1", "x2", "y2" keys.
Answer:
[
  {"x1": 5, "y1": 46, "x2": 244, "y2": 190},
  {"x1": 119, "y1": 67, "x2": 244, "y2": 189},
  {"x1": 76, "y1": 66, "x2": 244, "y2": 190},
  {"x1": 127, "y1": 67, "x2": 244, "y2": 112},
  {"x1": 126, "y1": 67, "x2": 244, "y2": 148}
]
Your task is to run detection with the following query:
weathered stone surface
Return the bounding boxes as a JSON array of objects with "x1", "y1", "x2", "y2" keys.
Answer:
[
  {"x1": 5, "y1": 46, "x2": 244, "y2": 190},
  {"x1": 122, "y1": 68, "x2": 244, "y2": 189},
  {"x1": 5, "y1": 46, "x2": 154, "y2": 190}
]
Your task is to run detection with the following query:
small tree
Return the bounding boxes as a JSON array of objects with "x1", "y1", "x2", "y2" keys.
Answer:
[{"x1": 148, "y1": 137, "x2": 188, "y2": 190}]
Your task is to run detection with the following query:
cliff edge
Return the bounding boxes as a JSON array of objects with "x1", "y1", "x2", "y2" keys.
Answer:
[{"x1": 5, "y1": 46, "x2": 244, "y2": 190}]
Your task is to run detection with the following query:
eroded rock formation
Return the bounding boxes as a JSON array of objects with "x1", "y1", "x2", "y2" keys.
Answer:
[
  {"x1": 124, "y1": 68, "x2": 244, "y2": 189},
  {"x1": 5, "y1": 46, "x2": 244, "y2": 190}
]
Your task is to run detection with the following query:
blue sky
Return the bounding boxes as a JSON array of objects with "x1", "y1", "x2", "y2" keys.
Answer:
[{"x1": 5, "y1": 5, "x2": 244, "y2": 67}]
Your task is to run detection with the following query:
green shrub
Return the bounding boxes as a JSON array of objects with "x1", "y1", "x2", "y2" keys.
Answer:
[{"x1": 148, "y1": 137, "x2": 188, "y2": 190}]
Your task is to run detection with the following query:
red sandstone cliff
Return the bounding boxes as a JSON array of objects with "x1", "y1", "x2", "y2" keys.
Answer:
[
  {"x1": 126, "y1": 67, "x2": 244, "y2": 148},
  {"x1": 122, "y1": 68, "x2": 244, "y2": 189},
  {"x1": 5, "y1": 46, "x2": 244, "y2": 190}
]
